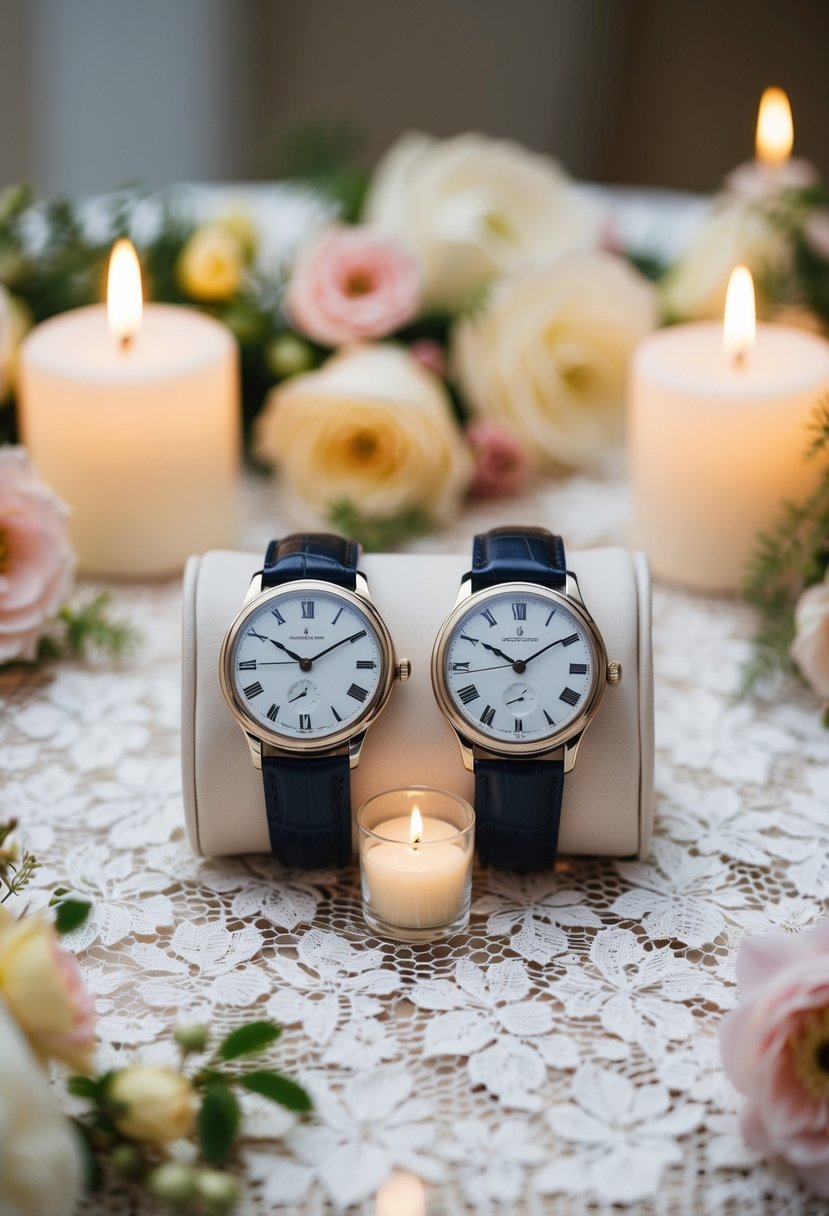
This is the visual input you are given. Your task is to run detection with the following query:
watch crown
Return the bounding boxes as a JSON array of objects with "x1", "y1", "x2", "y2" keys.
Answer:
[
  {"x1": 395, "y1": 658, "x2": 412, "y2": 683},
  {"x1": 607, "y1": 660, "x2": 623, "y2": 686}
]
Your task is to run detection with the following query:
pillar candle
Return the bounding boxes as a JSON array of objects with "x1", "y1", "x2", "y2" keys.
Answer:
[
  {"x1": 19, "y1": 302, "x2": 240, "y2": 578},
  {"x1": 629, "y1": 320, "x2": 829, "y2": 592}
]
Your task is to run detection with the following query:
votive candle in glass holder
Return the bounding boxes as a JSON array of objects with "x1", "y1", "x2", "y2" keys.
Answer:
[{"x1": 357, "y1": 787, "x2": 474, "y2": 943}]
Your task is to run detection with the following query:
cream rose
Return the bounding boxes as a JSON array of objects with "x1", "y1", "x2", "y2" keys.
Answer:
[
  {"x1": 109, "y1": 1065, "x2": 197, "y2": 1145},
  {"x1": 0, "y1": 905, "x2": 96, "y2": 1073},
  {"x1": 363, "y1": 132, "x2": 599, "y2": 311},
  {"x1": 0, "y1": 1000, "x2": 83, "y2": 1216},
  {"x1": 254, "y1": 343, "x2": 472, "y2": 522},
  {"x1": 661, "y1": 199, "x2": 790, "y2": 322},
  {"x1": 0, "y1": 449, "x2": 75, "y2": 663},
  {"x1": 453, "y1": 250, "x2": 657, "y2": 471},
  {"x1": 790, "y1": 574, "x2": 829, "y2": 700}
]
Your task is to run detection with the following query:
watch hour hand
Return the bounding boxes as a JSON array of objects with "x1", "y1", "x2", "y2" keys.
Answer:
[
  {"x1": 268, "y1": 638, "x2": 306, "y2": 664},
  {"x1": 478, "y1": 639, "x2": 517, "y2": 665}
]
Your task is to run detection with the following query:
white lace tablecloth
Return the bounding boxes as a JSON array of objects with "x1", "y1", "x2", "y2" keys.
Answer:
[{"x1": 3, "y1": 469, "x2": 829, "y2": 1215}]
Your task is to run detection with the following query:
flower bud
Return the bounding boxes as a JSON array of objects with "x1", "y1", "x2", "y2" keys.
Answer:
[
  {"x1": 146, "y1": 1162, "x2": 197, "y2": 1209},
  {"x1": 265, "y1": 333, "x2": 315, "y2": 380},
  {"x1": 109, "y1": 1066, "x2": 197, "y2": 1145},
  {"x1": 174, "y1": 1022, "x2": 209, "y2": 1054},
  {"x1": 195, "y1": 1169, "x2": 241, "y2": 1214},
  {"x1": 110, "y1": 1142, "x2": 145, "y2": 1179}
]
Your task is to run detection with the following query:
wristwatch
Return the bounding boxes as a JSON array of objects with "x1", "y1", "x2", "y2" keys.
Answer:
[
  {"x1": 219, "y1": 533, "x2": 410, "y2": 868},
  {"x1": 431, "y1": 527, "x2": 621, "y2": 871}
]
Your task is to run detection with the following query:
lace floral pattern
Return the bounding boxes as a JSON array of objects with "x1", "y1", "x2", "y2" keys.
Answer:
[{"x1": 2, "y1": 473, "x2": 829, "y2": 1215}]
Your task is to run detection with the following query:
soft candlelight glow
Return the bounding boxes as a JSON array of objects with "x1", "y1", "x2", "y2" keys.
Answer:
[
  {"x1": 409, "y1": 806, "x2": 424, "y2": 848},
  {"x1": 723, "y1": 265, "x2": 756, "y2": 367},
  {"x1": 375, "y1": 1171, "x2": 425, "y2": 1216},
  {"x1": 107, "y1": 239, "x2": 143, "y2": 348},
  {"x1": 755, "y1": 87, "x2": 794, "y2": 166}
]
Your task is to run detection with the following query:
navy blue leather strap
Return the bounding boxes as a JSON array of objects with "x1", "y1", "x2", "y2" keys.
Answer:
[
  {"x1": 261, "y1": 533, "x2": 359, "y2": 590},
  {"x1": 470, "y1": 526, "x2": 566, "y2": 593},
  {"x1": 260, "y1": 533, "x2": 359, "y2": 868},
  {"x1": 475, "y1": 758, "x2": 565, "y2": 871},
  {"x1": 262, "y1": 754, "x2": 351, "y2": 868},
  {"x1": 470, "y1": 527, "x2": 568, "y2": 870}
]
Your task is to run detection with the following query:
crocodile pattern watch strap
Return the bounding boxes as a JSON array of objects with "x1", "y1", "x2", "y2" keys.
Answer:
[
  {"x1": 474, "y1": 757, "x2": 565, "y2": 871},
  {"x1": 469, "y1": 526, "x2": 568, "y2": 870},
  {"x1": 470, "y1": 526, "x2": 566, "y2": 593},
  {"x1": 261, "y1": 533, "x2": 359, "y2": 590},
  {"x1": 259, "y1": 533, "x2": 359, "y2": 868},
  {"x1": 262, "y1": 753, "x2": 352, "y2": 868}
]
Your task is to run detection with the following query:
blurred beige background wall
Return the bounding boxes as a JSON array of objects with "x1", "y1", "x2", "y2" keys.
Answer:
[{"x1": 0, "y1": 0, "x2": 826, "y2": 196}]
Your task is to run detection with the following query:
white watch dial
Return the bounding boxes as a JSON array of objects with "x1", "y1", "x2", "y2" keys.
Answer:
[
  {"x1": 231, "y1": 589, "x2": 383, "y2": 741},
  {"x1": 444, "y1": 589, "x2": 595, "y2": 744}
]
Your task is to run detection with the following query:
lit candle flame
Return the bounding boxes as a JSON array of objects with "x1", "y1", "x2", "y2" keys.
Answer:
[
  {"x1": 755, "y1": 87, "x2": 793, "y2": 166},
  {"x1": 723, "y1": 264, "x2": 756, "y2": 368},
  {"x1": 107, "y1": 239, "x2": 143, "y2": 350},
  {"x1": 409, "y1": 806, "x2": 424, "y2": 849}
]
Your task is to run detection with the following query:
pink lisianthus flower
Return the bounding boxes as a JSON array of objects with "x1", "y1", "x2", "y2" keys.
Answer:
[
  {"x1": 0, "y1": 448, "x2": 75, "y2": 663},
  {"x1": 285, "y1": 226, "x2": 421, "y2": 347},
  {"x1": 466, "y1": 421, "x2": 532, "y2": 498},
  {"x1": 719, "y1": 920, "x2": 829, "y2": 1197}
]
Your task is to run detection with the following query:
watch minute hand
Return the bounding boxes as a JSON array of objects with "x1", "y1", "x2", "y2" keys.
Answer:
[
  {"x1": 307, "y1": 630, "x2": 366, "y2": 664},
  {"x1": 524, "y1": 637, "x2": 571, "y2": 665}
]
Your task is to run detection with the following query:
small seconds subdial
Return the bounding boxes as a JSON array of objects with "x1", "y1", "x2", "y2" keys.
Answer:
[
  {"x1": 444, "y1": 589, "x2": 594, "y2": 744},
  {"x1": 231, "y1": 590, "x2": 382, "y2": 741}
]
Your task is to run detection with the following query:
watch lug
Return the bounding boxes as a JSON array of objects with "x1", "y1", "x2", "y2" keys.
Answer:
[
  {"x1": 452, "y1": 577, "x2": 473, "y2": 609},
  {"x1": 562, "y1": 733, "x2": 583, "y2": 773},
  {"x1": 565, "y1": 571, "x2": 585, "y2": 606},
  {"x1": 242, "y1": 573, "x2": 263, "y2": 606},
  {"x1": 454, "y1": 732, "x2": 475, "y2": 772},
  {"x1": 348, "y1": 732, "x2": 367, "y2": 769},
  {"x1": 354, "y1": 571, "x2": 371, "y2": 601},
  {"x1": 246, "y1": 733, "x2": 263, "y2": 770}
]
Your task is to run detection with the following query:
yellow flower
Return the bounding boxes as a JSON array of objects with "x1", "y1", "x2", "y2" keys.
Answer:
[
  {"x1": 0, "y1": 906, "x2": 96, "y2": 1073},
  {"x1": 109, "y1": 1066, "x2": 197, "y2": 1145},
  {"x1": 177, "y1": 224, "x2": 245, "y2": 301},
  {"x1": 215, "y1": 211, "x2": 257, "y2": 262}
]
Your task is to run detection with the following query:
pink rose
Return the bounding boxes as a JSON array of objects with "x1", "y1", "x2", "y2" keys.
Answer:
[
  {"x1": 790, "y1": 574, "x2": 829, "y2": 701},
  {"x1": 0, "y1": 448, "x2": 75, "y2": 662},
  {"x1": 285, "y1": 226, "x2": 421, "y2": 347},
  {"x1": 719, "y1": 920, "x2": 829, "y2": 1197},
  {"x1": 466, "y1": 421, "x2": 532, "y2": 498}
]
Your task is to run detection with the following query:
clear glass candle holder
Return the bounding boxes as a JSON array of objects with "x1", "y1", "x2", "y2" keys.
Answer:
[{"x1": 357, "y1": 787, "x2": 475, "y2": 943}]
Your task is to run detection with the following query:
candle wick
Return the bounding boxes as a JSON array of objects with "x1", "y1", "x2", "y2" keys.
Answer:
[
  {"x1": 119, "y1": 333, "x2": 135, "y2": 354},
  {"x1": 732, "y1": 347, "x2": 748, "y2": 371}
]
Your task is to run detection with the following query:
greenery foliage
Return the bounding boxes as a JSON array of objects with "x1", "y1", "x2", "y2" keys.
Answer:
[{"x1": 741, "y1": 396, "x2": 829, "y2": 695}]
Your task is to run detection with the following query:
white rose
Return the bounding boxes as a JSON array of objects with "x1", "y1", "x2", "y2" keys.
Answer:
[
  {"x1": 661, "y1": 199, "x2": 791, "y2": 322},
  {"x1": 790, "y1": 574, "x2": 829, "y2": 700},
  {"x1": 363, "y1": 132, "x2": 599, "y2": 311},
  {"x1": 0, "y1": 999, "x2": 83, "y2": 1216},
  {"x1": 254, "y1": 344, "x2": 472, "y2": 521},
  {"x1": 453, "y1": 250, "x2": 656, "y2": 471}
]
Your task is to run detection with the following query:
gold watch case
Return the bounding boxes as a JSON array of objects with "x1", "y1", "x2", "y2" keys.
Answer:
[
  {"x1": 430, "y1": 575, "x2": 610, "y2": 767},
  {"x1": 219, "y1": 574, "x2": 399, "y2": 764}
]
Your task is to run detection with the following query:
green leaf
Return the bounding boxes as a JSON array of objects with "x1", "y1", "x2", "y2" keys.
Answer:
[
  {"x1": 217, "y1": 1020, "x2": 282, "y2": 1061},
  {"x1": 67, "y1": 1075, "x2": 100, "y2": 1101},
  {"x1": 54, "y1": 898, "x2": 92, "y2": 935},
  {"x1": 238, "y1": 1070, "x2": 312, "y2": 1112},
  {"x1": 197, "y1": 1080, "x2": 241, "y2": 1164}
]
